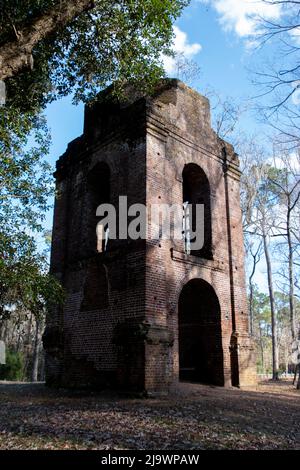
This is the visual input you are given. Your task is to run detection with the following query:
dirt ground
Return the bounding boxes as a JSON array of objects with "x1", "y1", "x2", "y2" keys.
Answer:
[{"x1": 0, "y1": 380, "x2": 299, "y2": 450}]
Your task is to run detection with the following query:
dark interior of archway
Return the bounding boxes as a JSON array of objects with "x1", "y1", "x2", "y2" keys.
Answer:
[
  {"x1": 80, "y1": 261, "x2": 109, "y2": 312},
  {"x1": 182, "y1": 163, "x2": 212, "y2": 259},
  {"x1": 178, "y1": 279, "x2": 224, "y2": 386}
]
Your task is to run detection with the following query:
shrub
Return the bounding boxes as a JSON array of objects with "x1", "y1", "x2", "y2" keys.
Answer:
[{"x1": 0, "y1": 349, "x2": 24, "y2": 381}]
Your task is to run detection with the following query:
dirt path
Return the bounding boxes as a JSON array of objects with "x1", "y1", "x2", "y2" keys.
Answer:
[{"x1": 0, "y1": 380, "x2": 299, "y2": 450}]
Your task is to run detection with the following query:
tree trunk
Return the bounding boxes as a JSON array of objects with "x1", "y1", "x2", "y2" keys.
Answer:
[
  {"x1": 39, "y1": 350, "x2": 45, "y2": 382},
  {"x1": 262, "y1": 230, "x2": 279, "y2": 380},
  {"x1": 259, "y1": 323, "x2": 265, "y2": 375},
  {"x1": 16, "y1": 328, "x2": 22, "y2": 352},
  {"x1": 31, "y1": 318, "x2": 40, "y2": 382},
  {"x1": 284, "y1": 346, "x2": 289, "y2": 375},
  {"x1": 248, "y1": 243, "x2": 262, "y2": 336},
  {"x1": 3, "y1": 322, "x2": 8, "y2": 343},
  {"x1": 249, "y1": 270, "x2": 254, "y2": 336},
  {"x1": 0, "y1": 0, "x2": 94, "y2": 81},
  {"x1": 287, "y1": 204, "x2": 296, "y2": 340}
]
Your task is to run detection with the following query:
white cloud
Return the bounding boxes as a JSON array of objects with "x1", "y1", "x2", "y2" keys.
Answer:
[
  {"x1": 268, "y1": 153, "x2": 300, "y2": 173},
  {"x1": 290, "y1": 25, "x2": 300, "y2": 46},
  {"x1": 162, "y1": 26, "x2": 202, "y2": 75},
  {"x1": 172, "y1": 26, "x2": 202, "y2": 56},
  {"x1": 292, "y1": 81, "x2": 300, "y2": 106},
  {"x1": 199, "y1": 0, "x2": 281, "y2": 37}
]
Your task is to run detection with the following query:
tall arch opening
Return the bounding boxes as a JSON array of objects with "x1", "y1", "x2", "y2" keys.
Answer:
[
  {"x1": 178, "y1": 279, "x2": 224, "y2": 386},
  {"x1": 80, "y1": 260, "x2": 108, "y2": 312},
  {"x1": 182, "y1": 163, "x2": 212, "y2": 259},
  {"x1": 87, "y1": 162, "x2": 110, "y2": 253}
]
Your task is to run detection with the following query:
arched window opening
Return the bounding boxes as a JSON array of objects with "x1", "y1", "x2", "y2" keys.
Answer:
[
  {"x1": 87, "y1": 162, "x2": 110, "y2": 253},
  {"x1": 80, "y1": 261, "x2": 108, "y2": 311},
  {"x1": 182, "y1": 163, "x2": 212, "y2": 259}
]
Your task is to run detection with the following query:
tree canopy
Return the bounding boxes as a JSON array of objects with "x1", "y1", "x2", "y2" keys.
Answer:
[
  {"x1": 0, "y1": 1, "x2": 189, "y2": 348},
  {"x1": 1, "y1": 0, "x2": 189, "y2": 111}
]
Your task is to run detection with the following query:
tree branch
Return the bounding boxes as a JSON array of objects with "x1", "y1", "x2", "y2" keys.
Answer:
[{"x1": 0, "y1": 0, "x2": 94, "y2": 81}]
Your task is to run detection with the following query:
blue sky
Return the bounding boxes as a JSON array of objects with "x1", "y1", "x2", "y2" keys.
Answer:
[
  {"x1": 43, "y1": 0, "x2": 290, "y2": 289},
  {"x1": 45, "y1": 0, "x2": 285, "y2": 169}
]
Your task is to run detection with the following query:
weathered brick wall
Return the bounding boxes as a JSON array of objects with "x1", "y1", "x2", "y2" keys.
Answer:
[
  {"x1": 45, "y1": 94, "x2": 148, "y2": 387},
  {"x1": 144, "y1": 81, "x2": 256, "y2": 391},
  {"x1": 44, "y1": 79, "x2": 256, "y2": 392}
]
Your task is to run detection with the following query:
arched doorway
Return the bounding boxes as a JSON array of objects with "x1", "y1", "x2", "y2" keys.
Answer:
[{"x1": 178, "y1": 279, "x2": 224, "y2": 386}]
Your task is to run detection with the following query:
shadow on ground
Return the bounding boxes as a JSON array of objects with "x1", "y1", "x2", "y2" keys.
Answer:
[{"x1": 0, "y1": 380, "x2": 299, "y2": 450}]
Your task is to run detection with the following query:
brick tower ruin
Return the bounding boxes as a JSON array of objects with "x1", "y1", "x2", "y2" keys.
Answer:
[{"x1": 44, "y1": 79, "x2": 256, "y2": 394}]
